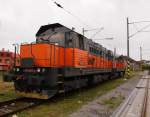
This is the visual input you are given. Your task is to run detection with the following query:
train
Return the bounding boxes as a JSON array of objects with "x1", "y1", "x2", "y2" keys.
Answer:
[
  {"x1": 4, "y1": 23, "x2": 126, "y2": 99},
  {"x1": 0, "y1": 49, "x2": 20, "y2": 71}
]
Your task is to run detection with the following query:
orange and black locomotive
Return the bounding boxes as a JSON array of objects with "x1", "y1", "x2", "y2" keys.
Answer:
[{"x1": 4, "y1": 23, "x2": 126, "y2": 99}]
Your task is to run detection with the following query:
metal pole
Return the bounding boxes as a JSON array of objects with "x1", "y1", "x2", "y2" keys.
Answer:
[
  {"x1": 14, "y1": 45, "x2": 16, "y2": 68},
  {"x1": 82, "y1": 28, "x2": 84, "y2": 36},
  {"x1": 127, "y1": 17, "x2": 130, "y2": 58},
  {"x1": 140, "y1": 46, "x2": 142, "y2": 61},
  {"x1": 113, "y1": 47, "x2": 116, "y2": 68}
]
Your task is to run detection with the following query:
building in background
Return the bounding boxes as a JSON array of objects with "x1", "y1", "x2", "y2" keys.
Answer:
[
  {"x1": 120, "y1": 55, "x2": 141, "y2": 71},
  {"x1": 0, "y1": 48, "x2": 20, "y2": 71}
]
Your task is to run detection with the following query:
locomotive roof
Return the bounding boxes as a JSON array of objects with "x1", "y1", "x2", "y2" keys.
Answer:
[
  {"x1": 36, "y1": 23, "x2": 63, "y2": 36},
  {"x1": 36, "y1": 23, "x2": 83, "y2": 37},
  {"x1": 36, "y1": 23, "x2": 115, "y2": 55}
]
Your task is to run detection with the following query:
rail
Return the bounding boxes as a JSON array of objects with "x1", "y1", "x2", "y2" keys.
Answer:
[
  {"x1": 0, "y1": 98, "x2": 44, "y2": 117},
  {"x1": 141, "y1": 74, "x2": 149, "y2": 117},
  {"x1": 111, "y1": 71, "x2": 150, "y2": 117}
]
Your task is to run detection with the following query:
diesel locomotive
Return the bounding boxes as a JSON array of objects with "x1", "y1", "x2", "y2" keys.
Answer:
[{"x1": 5, "y1": 23, "x2": 126, "y2": 99}]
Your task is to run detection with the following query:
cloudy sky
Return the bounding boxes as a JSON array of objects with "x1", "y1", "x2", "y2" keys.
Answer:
[{"x1": 0, "y1": 0, "x2": 150, "y2": 60}]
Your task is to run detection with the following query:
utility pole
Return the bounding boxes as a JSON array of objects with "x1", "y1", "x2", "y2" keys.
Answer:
[
  {"x1": 127, "y1": 17, "x2": 130, "y2": 58},
  {"x1": 126, "y1": 18, "x2": 150, "y2": 59},
  {"x1": 140, "y1": 46, "x2": 142, "y2": 61},
  {"x1": 82, "y1": 28, "x2": 85, "y2": 36},
  {"x1": 13, "y1": 44, "x2": 17, "y2": 68},
  {"x1": 113, "y1": 47, "x2": 116, "y2": 68},
  {"x1": 12, "y1": 43, "x2": 19, "y2": 68}
]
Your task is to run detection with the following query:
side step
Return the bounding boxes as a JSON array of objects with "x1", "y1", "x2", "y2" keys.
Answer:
[
  {"x1": 57, "y1": 76, "x2": 65, "y2": 94},
  {"x1": 58, "y1": 90, "x2": 65, "y2": 93}
]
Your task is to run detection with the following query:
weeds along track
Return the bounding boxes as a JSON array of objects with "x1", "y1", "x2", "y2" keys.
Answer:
[{"x1": 0, "y1": 98, "x2": 44, "y2": 117}]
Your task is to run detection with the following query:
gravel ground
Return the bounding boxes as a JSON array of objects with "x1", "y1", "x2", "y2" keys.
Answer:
[{"x1": 69, "y1": 71, "x2": 143, "y2": 117}]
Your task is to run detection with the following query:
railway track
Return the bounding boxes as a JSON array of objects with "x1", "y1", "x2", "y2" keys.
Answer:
[
  {"x1": 111, "y1": 71, "x2": 150, "y2": 117},
  {"x1": 141, "y1": 74, "x2": 149, "y2": 117},
  {"x1": 0, "y1": 97, "x2": 44, "y2": 117}
]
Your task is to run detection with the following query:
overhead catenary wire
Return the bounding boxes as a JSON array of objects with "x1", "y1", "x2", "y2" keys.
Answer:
[
  {"x1": 133, "y1": 23, "x2": 139, "y2": 32},
  {"x1": 90, "y1": 27, "x2": 104, "y2": 39},
  {"x1": 129, "y1": 21, "x2": 150, "y2": 24},
  {"x1": 83, "y1": 28, "x2": 102, "y2": 32},
  {"x1": 50, "y1": 0, "x2": 91, "y2": 28},
  {"x1": 132, "y1": 23, "x2": 150, "y2": 34},
  {"x1": 129, "y1": 23, "x2": 150, "y2": 38},
  {"x1": 93, "y1": 37, "x2": 113, "y2": 40}
]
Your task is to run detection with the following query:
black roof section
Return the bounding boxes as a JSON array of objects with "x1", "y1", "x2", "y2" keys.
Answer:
[
  {"x1": 36, "y1": 23, "x2": 87, "y2": 38},
  {"x1": 35, "y1": 23, "x2": 115, "y2": 54},
  {"x1": 36, "y1": 23, "x2": 65, "y2": 36}
]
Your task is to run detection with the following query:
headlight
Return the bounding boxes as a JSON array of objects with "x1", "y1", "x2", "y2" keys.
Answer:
[
  {"x1": 14, "y1": 68, "x2": 20, "y2": 72},
  {"x1": 42, "y1": 68, "x2": 45, "y2": 72},
  {"x1": 16, "y1": 68, "x2": 20, "y2": 72},
  {"x1": 37, "y1": 68, "x2": 41, "y2": 72}
]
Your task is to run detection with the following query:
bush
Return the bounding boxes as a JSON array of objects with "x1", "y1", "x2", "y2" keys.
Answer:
[{"x1": 142, "y1": 64, "x2": 150, "y2": 70}]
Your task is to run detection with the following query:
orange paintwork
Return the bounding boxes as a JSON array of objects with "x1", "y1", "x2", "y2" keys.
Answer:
[
  {"x1": 20, "y1": 43, "x2": 125, "y2": 70},
  {"x1": 21, "y1": 43, "x2": 65, "y2": 67},
  {"x1": 21, "y1": 44, "x2": 93, "y2": 68}
]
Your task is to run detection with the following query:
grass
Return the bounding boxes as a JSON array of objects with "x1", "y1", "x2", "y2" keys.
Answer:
[
  {"x1": 0, "y1": 71, "x2": 138, "y2": 117},
  {"x1": 0, "y1": 72, "x2": 17, "y2": 102},
  {"x1": 100, "y1": 94, "x2": 125, "y2": 109},
  {"x1": 17, "y1": 77, "x2": 128, "y2": 117}
]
